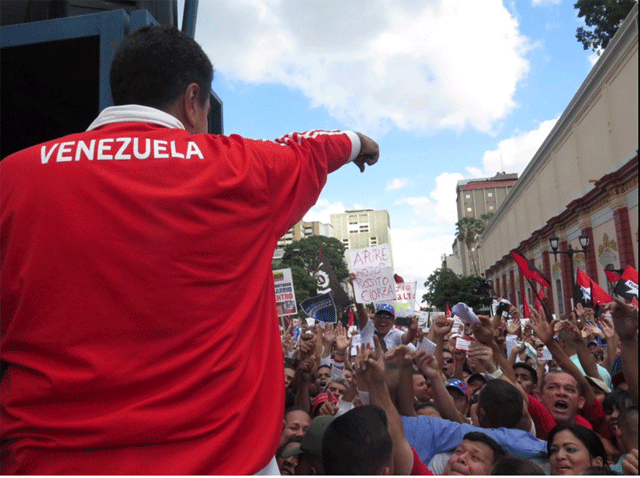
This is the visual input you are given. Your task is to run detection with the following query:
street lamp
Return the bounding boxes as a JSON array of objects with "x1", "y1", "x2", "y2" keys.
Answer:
[{"x1": 549, "y1": 234, "x2": 590, "y2": 307}]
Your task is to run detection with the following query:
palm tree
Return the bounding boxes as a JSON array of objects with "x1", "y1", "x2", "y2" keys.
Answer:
[{"x1": 455, "y1": 217, "x2": 485, "y2": 276}]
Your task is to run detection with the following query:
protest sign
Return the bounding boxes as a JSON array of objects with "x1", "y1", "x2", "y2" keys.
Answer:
[
  {"x1": 273, "y1": 268, "x2": 297, "y2": 317},
  {"x1": 392, "y1": 281, "x2": 417, "y2": 317},
  {"x1": 348, "y1": 243, "x2": 395, "y2": 303},
  {"x1": 300, "y1": 293, "x2": 337, "y2": 324}
]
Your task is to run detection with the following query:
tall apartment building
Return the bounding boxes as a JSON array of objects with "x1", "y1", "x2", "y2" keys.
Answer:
[
  {"x1": 330, "y1": 209, "x2": 392, "y2": 254},
  {"x1": 454, "y1": 172, "x2": 518, "y2": 276}
]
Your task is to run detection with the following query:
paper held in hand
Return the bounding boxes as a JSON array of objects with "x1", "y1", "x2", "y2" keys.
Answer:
[{"x1": 348, "y1": 243, "x2": 395, "y2": 303}]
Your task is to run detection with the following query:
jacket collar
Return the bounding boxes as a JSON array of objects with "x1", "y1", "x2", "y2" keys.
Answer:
[{"x1": 87, "y1": 105, "x2": 186, "y2": 131}]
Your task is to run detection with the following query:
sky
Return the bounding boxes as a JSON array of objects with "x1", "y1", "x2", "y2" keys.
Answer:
[{"x1": 177, "y1": 0, "x2": 602, "y2": 304}]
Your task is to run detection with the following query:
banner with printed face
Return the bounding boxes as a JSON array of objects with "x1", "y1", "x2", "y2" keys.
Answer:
[
  {"x1": 392, "y1": 281, "x2": 417, "y2": 317},
  {"x1": 348, "y1": 243, "x2": 395, "y2": 303},
  {"x1": 273, "y1": 268, "x2": 298, "y2": 317}
]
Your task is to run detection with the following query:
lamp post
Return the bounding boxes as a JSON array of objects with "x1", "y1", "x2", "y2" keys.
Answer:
[{"x1": 549, "y1": 234, "x2": 590, "y2": 308}]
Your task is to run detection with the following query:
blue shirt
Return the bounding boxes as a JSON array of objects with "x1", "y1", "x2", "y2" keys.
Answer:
[{"x1": 401, "y1": 415, "x2": 548, "y2": 465}]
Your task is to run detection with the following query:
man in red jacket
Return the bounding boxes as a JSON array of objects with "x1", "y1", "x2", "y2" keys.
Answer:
[{"x1": 0, "y1": 25, "x2": 378, "y2": 474}]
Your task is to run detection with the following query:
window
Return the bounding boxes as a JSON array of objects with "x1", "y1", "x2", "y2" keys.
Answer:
[
  {"x1": 359, "y1": 224, "x2": 369, "y2": 233},
  {"x1": 467, "y1": 207, "x2": 472, "y2": 212},
  {"x1": 466, "y1": 194, "x2": 471, "y2": 199},
  {"x1": 370, "y1": 237, "x2": 378, "y2": 246},
  {"x1": 348, "y1": 223, "x2": 359, "y2": 233},
  {"x1": 487, "y1": 192, "x2": 493, "y2": 197},
  {"x1": 489, "y1": 205, "x2": 494, "y2": 210},
  {"x1": 342, "y1": 238, "x2": 350, "y2": 249}
]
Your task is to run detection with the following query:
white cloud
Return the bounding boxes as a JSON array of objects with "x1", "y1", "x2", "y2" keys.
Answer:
[
  {"x1": 302, "y1": 199, "x2": 346, "y2": 224},
  {"x1": 194, "y1": 0, "x2": 532, "y2": 134},
  {"x1": 588, "y1": 48, "x2": 603, "y2": 66},
  {"x1": 531, "y1": 0, "x2": 562, "y2": 5},
  {"x1": 394, "y1": 197, "x2": 434, "y2": 218},
  {"x1": 470, "y1": 117, "x2": 559, "y2": 177},
  {"x1": 386, "y1": 177, "x2": 409, "y2": 191},
  {"x1": 390, "y1": 227, "x2": 456, "y2": 305},
  {"x1": 430, "y1": 172, "x2": 465, "y2": 224}
]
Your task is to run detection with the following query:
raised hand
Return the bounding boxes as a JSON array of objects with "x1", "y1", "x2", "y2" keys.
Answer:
[
  {"x1": 467, "y1": 341, "x2": 496, "y2": 373},
  {"x1": 608, "y1": 299, "x2": 639, "y2": 342},
  {"x1": 317, "y1": 391, "x2": 339, "y2": 416},
  {"x1": 414, "y1": 350, "x2": 440, "y2": 380},
  {"x1": 432, "y1": 314, "x2": 453, "y2": 338},
  {"x1": 335, "y1": 322, "x2": 350, "y2": 353},
  {"x1": 598, "y1": 312, "x2": 616, "y2": 340},
  {"x1": 323, "y1": 323, "x2": 336, "y2": 348},
  {"x1": 530, "y1": 309, "x2": 553, "y2": 344},
  {"x1": 507, "y1": 317, "x2": 522, "y2": 336},
  {"x1": 384, "y1": 344, "x2": 414, "y2": 368},
  {"x1": 472, "y1": 315, "x2": 495, "y2": 346},
  {"x1": 355, "y1": 336, "x2": 386, "y2": 387}
]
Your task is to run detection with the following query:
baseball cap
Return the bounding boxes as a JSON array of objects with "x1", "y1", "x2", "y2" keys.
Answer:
[
  {"x1": 375, "y1": 303, "x2": 395, "y2": 317},
  {"x1": 586, "y1": 375, "x2": 611, "y2": 394},
  {"x1": 281, "y1": 415, "x2": 335, "y2": 458},
  {"x1": 446, "y1": 378, "x2": 468, "y2": 397},
  {"x1": 311, "y1": 392, "x2": 339, "y2": 412}
]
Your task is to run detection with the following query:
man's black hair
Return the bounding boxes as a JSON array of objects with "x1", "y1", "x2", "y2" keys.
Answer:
[
  {"x1": 110, "y1": 25, "x2": 213, "y2": 109},
  {"x1": 284, "y1": 357, "x2": 298, "y2": 370},
  {"x1": 477, "y1": 379, "x2": 523, "y2": 429},
  {"x1": 322, "y1": 404, "x2": 393, "y2": 474},
  {"x1": 462, "y1": 431, "x2": 505, "y2": 464},
  {"x1": 603, "y1": 387, "x2": 631, "y2": 414},
  {"x1": 492, "y1": 456, "x2": 545, "y2": 475},
  {"x1": 513, "y1": 362, "x2": 538, "y2": 385}
]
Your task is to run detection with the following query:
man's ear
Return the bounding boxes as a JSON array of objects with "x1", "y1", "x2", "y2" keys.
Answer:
[
  {"x1": 578, "y1": 395, "x2": 586, "y2": 410},
  {"x1": 591, "y1": 456, "x2": 604, "y2": 468},
  {"x1": 182, "y1": 83, "x2": 201, "y2": 133}
]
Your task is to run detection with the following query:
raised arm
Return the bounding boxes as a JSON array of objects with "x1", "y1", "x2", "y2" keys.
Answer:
[
  {"x1": 356, "y1": 337, "x2": 415, "y2": 475},
  {"x1": 349, "y1": 272, "x2": 370, "y2": 330},
  {"x1": 608, "y1": 299, "x2": 638, "y2": 405}
]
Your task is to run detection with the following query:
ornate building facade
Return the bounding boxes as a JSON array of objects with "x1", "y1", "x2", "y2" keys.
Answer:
[{"x1": 480, "y1": 5, "x2": 638, "y2": 316}]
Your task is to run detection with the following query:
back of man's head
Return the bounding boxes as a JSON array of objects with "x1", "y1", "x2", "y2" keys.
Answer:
[
  {"x1": 477, "y1": 379, "x2": 523, "y2": 429},
  {"x1": 322, "y1": 404, "x2": 393, "y2": 475},
  {"x1": 110, "y1": 25, "x2": 213, "y2": 110},
  {"x1": 618, "y1": 406, "x2": 639, "y2": 450}
]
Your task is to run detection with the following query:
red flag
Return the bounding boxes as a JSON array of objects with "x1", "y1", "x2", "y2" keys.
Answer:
[
  {"x1": 604, "y1": 269, "x2": 624, "y2": 283},
  {"x1": 632, "y1": 297, "x2": 639, "y2": 308},
  {"x1": 536, "y1": 288, "x2": 544, "y2": 313},
  {"x1": 446, "y1": 302, "x2": 452, "y2": 318},
  {"x1": 523, "y1": 295, "x2": 531, "y2": 318},
  {"x1": 348, "y1": 308, "x2": 355, "y2": 327},
  {"x1": 577, "y1": 268, "x2": 613, "y2": 307},
  {"x1": 622, "y1": 265, "x2": 638, "y2": 285},
  {"x1": 394, "y1": 273, "x2": 405, "y2": 284},
  {"x1": 510, "y1": 251, "x2": 551, "y2": 289}
]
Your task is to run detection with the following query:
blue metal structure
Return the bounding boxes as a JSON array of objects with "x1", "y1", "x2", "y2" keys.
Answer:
[{"x1": 1, "y1": 5, "x2": 222, "y2": 159}]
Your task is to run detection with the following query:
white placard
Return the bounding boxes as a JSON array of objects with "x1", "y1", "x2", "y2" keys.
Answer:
[
  {"x1": 348, "y1": 243, "x2": 395, "y2": 303},
  {"x1": 273, "y1": 268, "x2": 298, "y2": 317},
  {"x1": 392, "y1": 281, "x2": 417, "y2": 317}
]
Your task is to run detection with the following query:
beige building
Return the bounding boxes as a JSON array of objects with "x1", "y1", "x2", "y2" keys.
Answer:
[
  {"x1": 273, "y1": 220, "x2": 334, "y2": 264},
  {"x1": 330, "y1": 209, "x2": 391, "y2": 252},
  {"x1": 455, "y1": 173, "x2": 518, "y2": 276},
  {"x1": 480, "y1": 5, "x2": 638, "y2": 317}
]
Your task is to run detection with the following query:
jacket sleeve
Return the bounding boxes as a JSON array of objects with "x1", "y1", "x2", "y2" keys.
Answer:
[{"x1": 244, "y1": 130, "x2": 360, "y2": 239}]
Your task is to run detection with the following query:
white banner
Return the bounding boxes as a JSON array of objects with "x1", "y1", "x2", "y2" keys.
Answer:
[
  {"x1": 273, "y1": 268, "x2": 297, "y2": 317},
  {"x1": 348, "y1": 243, "x2": 395, "y2": 303}
]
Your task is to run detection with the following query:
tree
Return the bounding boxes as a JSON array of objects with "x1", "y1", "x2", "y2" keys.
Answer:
[
  {"x1": 455, "y1": 217, "x2": 485, "y2": 276},
  {"x1": 574, "y1": 0, "x2": 636, "y2": 52},
  {"x1": 277, "y1": 235, "x2": 349, "y2": 304},
  {"x1": 422, "y1": 268, "x2": 491, "y2": 311}
]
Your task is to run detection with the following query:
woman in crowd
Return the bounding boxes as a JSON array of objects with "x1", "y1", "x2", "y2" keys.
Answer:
[{"x1": 548, "y1": 423, "x2": 608, "y2": 475}]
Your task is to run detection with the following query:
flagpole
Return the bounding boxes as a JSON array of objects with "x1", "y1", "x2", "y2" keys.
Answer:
[{"x1": 526, "y1": 277, "x2": 553, "y2": 323}]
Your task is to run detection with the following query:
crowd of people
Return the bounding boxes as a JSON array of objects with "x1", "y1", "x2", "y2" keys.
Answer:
[
  {"x1": 1, "y1": 22, "x2": 637, "y2": 476},
  {"x1": 278, "y1": 281, "x2": 638, "y2": 475}
]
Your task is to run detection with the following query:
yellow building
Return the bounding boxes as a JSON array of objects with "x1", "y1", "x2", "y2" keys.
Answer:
[{"x1": 480, "y1": 5, "x2": 638, "y2": 316}]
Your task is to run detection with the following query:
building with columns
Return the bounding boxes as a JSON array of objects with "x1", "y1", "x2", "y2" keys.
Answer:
[{"x1": 480, "y1": 5, "x2": 638, "y2": 317}]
